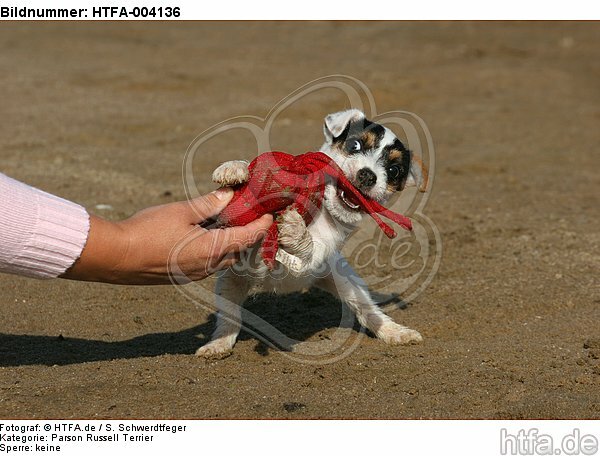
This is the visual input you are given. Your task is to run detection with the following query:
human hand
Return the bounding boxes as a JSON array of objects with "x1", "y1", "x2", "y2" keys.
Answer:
[{"x1": 62, "y1": 188, "x2": 272, "y2": 285}]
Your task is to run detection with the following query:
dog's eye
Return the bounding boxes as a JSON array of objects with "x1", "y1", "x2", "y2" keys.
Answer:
[
  {"x1": 387, "y1": 165, "x2": 404, "y2": 180},
  {"x1": 346, "y1": 139, "x2": 362, "y2": 153}
]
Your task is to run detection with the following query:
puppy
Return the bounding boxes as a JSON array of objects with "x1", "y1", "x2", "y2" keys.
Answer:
[{"x1": 196, "y1": 109, "x2": 426, "y2": 357}]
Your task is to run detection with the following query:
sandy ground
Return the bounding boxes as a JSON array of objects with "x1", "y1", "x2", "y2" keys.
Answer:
[{"x1": 0, "y1": 22, "x2": 598, "y2": 419}]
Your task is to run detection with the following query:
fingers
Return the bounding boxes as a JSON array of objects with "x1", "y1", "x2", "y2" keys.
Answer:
[
  {"x1": 184, "y1": 188, "x2": 234, "y2": 222},
  {"x1": 212, "y1": 252, "x2": 240, "y2": 272},
  {"x1": 209, "y1": 213, "x2": 273, "y2": 256},
  {"x1": 169, "y1": 213, "x2": 273, "y2": 281}
]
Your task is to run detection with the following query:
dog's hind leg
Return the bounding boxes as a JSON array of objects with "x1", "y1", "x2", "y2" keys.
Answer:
[
  {"x1": 315, "y1": 252, "x2": 422, "y2": 345},
  {"x1": 196, "y1": 269, "x2": 250, "y2": 357}
]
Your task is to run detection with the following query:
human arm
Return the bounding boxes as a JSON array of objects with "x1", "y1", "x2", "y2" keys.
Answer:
[
  {"x1": 0, "y1": 173, "x2": 271, "y2": 284},
  {"x1": 62, "y1": 188, "x2": 272, "y2": 285}
]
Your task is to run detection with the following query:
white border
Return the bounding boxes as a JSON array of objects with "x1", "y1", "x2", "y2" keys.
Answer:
[
  {"x1": 1, "y1": 0, "x2": 599, "y2": 20},
  {"x1": 0, "y1": 420, "x2": 599, "y2": 456}
]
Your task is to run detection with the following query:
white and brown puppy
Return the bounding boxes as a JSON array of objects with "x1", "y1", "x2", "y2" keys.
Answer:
[{"x1": 196, "y1": 109, "x2": 426, "y2": 357}]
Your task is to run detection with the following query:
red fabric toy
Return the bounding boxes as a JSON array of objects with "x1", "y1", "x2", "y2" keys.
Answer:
[{"x1": 214, "y1": 151, "x2": 412, "y2": 268}]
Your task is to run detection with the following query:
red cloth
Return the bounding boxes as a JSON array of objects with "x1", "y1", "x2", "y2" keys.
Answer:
[{"x1": 216, "y1": 151, "x2": 412, "y2": 268}]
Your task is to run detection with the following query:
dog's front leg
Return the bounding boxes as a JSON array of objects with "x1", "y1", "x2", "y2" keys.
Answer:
[
  {"x1": 315, "y1": 252, "x2": 422, "y2": 345},
  {"x1": 212, "y1": 160, "x2": 250, "y2": 186},
  {"x1": 196, "y1": 269, "x2": 250, "y2": 357},
  {"x1": 276, "y1": 208, "x2": 314, "y2": 274}
]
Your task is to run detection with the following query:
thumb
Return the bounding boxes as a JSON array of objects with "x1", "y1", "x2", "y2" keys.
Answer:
[{"x1": 184, "y1": 187, "x2": 234, "y2": 222}]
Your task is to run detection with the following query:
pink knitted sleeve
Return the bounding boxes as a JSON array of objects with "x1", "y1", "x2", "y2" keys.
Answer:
[{"x1": 0, "y1": 173, "x2": 90, "y2": 279}]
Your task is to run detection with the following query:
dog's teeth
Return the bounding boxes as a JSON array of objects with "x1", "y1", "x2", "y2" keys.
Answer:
[{"x1": 339, "y1": 190, "x2": 360, "y2": 210}]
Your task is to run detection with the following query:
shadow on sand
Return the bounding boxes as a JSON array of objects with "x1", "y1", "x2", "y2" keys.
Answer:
[{"x1": 0, "y1": 289, "x2": 407, "y2": 367}]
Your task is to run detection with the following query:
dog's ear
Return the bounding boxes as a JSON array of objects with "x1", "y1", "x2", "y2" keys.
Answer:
[
  {"x1": 405, "y1": 153, "x2": 429, "y2": 192},
  {"x1": 323, "y1": 109, "x2": 365, "y2": 141}
]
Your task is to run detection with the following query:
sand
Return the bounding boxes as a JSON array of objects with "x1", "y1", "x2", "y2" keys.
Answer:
[{"x1": 0, "y1": 22, "x2": 598, "y2": 418}]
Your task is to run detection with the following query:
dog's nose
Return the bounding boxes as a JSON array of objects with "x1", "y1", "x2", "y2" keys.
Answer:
[{"x1": 356, "y1": 168, "x2": 377, "y2": 190}]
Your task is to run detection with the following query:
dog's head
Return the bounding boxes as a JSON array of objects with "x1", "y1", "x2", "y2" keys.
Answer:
[{"x1": 320, "y1": 109, "x2": 427, "y2": 225}]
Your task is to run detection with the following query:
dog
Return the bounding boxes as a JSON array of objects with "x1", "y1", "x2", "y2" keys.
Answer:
[{"x1": 196, "y1": 109, "x2": 427, "y2": 357}]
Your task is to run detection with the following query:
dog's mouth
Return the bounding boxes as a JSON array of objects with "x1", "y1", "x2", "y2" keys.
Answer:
[{"x1": 336, "y1": 188, "x2": 361, "y2": 211}]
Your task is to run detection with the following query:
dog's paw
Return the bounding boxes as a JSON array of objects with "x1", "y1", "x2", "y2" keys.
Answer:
[
  {"x1": 278, "y1": 208, "x2": 306, "y2": 240},
  {"x1": 376, "y1": 323, "x2": 423, "y2": 345},
  {"x1": 278, "y1": 208, "x2": 312, "y2": 259},
  {"x1": 212, "y1": 160, "x2": 249, "y2": 186},
  {"x1": 195, "y1": 339, "x2": 234, "y2": 359}
]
